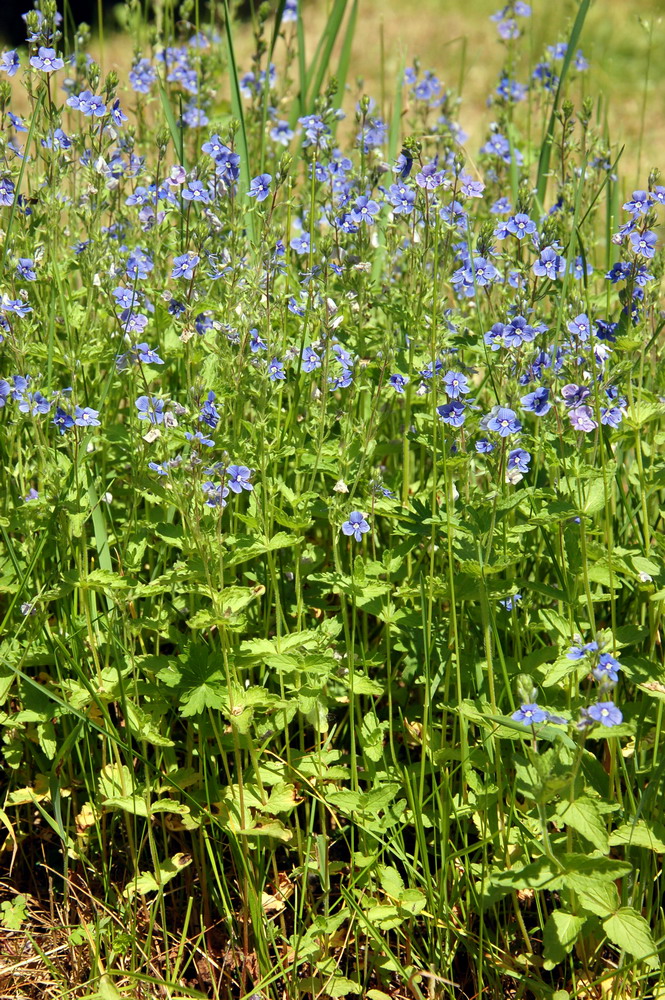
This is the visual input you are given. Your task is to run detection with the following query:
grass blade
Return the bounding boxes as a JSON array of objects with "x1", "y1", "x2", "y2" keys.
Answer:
[
  {"x1": 333, "y1": 0, "x2": 358, "y2": 118},
  {"x1": 223, "y1": 0, "x2": 256, "y2": 245},
  {"x1": 158, "y1": 77, "x2": 186, "y2": 167},
  {"x1": 305, "y1": 0, "x2": 348, "y2": 114},
  {"x1": 535, "y1": 0, "x2": 590, "y2": 209},
  {"x1": 1, "y1": 89, "x2": 44, "y2": 271}
]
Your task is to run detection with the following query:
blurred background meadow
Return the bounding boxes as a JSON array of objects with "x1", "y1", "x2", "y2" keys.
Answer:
[{"x1": 2, "y1": 0, "x2": 665, "y2": 182}]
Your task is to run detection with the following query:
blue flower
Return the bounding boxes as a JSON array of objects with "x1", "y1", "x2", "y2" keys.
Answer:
[
  {"x1": 389, "y1": 373, "x2": 408, "y2": 393},
  {"x1": 134, "y1": 343, "x2": 164, "y2": 365},
  {"x1": 248, "y1": 173, "x2": 272, "y2": 202},
  {"x1": 202, "y1": 481, "x2": 230, "y2": 508},
  {"x1": 533, "y1": 246, "x2": 565, "y2": 279},
  {"x1": 437, "y1": 401, "x2": 466, "y2": 426},
  {"x1": 329, "y1": 368, "x2": 353, "y2": 390},
  {"x1": 182, "y1": 180, "x2": 210, "y2": 203},
  {"x1": 199, "y1": 391, "x2": 219, "y2": 428},
  {"x1": 388, "y1": 183, "x2": 415, "y2": 214},
  {"x1": 16, "y1": 258, "x2": 36, "y2": 281},
  {"x1": 507, "y1": 448, "x2": 530, "y2": 474},
  {"x1": 486, "y1": 406, "x2": 521, "y2": 437},
  {"x1": 623, "y1": 190, "x2": 651, "y2": 216},
  {"x1": 74, "y1": 406, "x2": 100, "y2": 427},
  {"x1": 505, "y1": 213, "x2": 537, "y2": 239},
  {"x1": 29, "y1": 46, "x2": 64, "y2": 72},
  {"x1": 443, "y1": 371, "x2": 470, "y2": 399},
  {"x1": 129, "y1": 58, "x2": 157, "y2": 93},
  {"x1": 52, "y1": 407, "x2": 75, "y2": 434},
  {"x1": 586, "y1": 701, "x2": 622, "y2": 727},
  {"x1": 227, "y1": 465, "x2": 253, "y2": 493},
  {"x1": 521, "y1": 386, "x2": 551, "y2": 415},
  {"x1": 342, "y1": 511, "x2": 370, "y2": 542},
  {"x1": 503, "y1": 315, "x2": 536, "y2": 348},
  {"x1": 270, "y1": 120, "x2": 295, "y2": 145},
  {"x1": 268, "y1": 358, "x2": 286, "y2": 381},
  {"x1": 136, "y1": 395, "x2": 166, "y2": 424},
  {"x1": 0, "y1": 50, "x2": 20, "y2": 77},
  {"x1": 172, "y1": 252, "x2": 200, "y2": 279},
  {"x1": 185, "y1": 430, "x2": 215, "y2": 447},
  {"x1": 568, "y1": 405, "x2": 597, "y2": 433},
  {"x1": 110, "y1": 100, "x2": 128, "y2": 127},
  {"x1": 148, "y1": 461, "x2": 170, "y2": 476},
  {"x1": 298, "y1": 114, "x2": 331, "y2": 149},
  {"x1": 629, "y1": 230, "x2": 657, "y2": 258},
  {"x1": 290, "y1": 232, "x2": 311, "y2": 254},
  {"x1": 511, "y1": 703, "x2": 549, "y2": 724},
  {"x1": 475, "y1": 438, "x2": 494, "y2": 453},
  {"x1": 561, "y1": 383, "x2": 590, "y2": 408},
  {"x1": 126, "y1": 248, "x2": 154, "y2": 280},
  {"x1": 350, "y1": 195, "x2": 380, "y2": 225},
  {"x1": 0, "y1": 177, "x2": 15, "y2": 206},
  {"x1": 567, "y1": 313, "x2": 591, "y2": 341},
  {"x1": 250, "y1": 329, "x2": 268, "y2": 353},
  {"x1": 499, "y1": 593, "x2": 522, "y2": 611},
  {"x1": 601, "y1": 406, "x2": 623, "y2": 428},
  {"x1": 302, "y1": 347, "x2": 321, "y2": 372},
  {"x1": 593, "y1": 652, "x2": 621, "y2": 685},
  {"x1": 567, "y1": 641, "x2": 599, "y2": 660},
  {"x1": 18, "y1": 392, "x2": 50, "y2": 416},
  {"x1": 66, "y1": 90, "x2": 106, "y2": 116}
]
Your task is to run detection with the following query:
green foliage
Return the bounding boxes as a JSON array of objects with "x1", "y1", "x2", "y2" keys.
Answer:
[{"x1": 0, "y1": 0, "x2": 664, "y2": 998}]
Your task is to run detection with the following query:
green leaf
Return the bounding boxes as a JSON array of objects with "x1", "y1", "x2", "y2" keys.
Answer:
[
  {"x1": 327, "y1": 977, "x2": 362, "y2": 997},
  {"x1": 98, "y1": 975, "x2": 124, "y2": 1000},
  {"x1": 1, "y1": 895, "x2": 28, "y2": 930},
  {"x1": 124, "y1": 853, "x2": 192, "y2": 898},
  {"x1": 351, "y1": 674, "x2": 384, "y2": 696},
  {"x1": 543, "y1": 910, "x2": 586, "y2": 969},
  {"x1": 176, "y1": 645, "x2": 227, "y2": 717},
  {"x1": 265, "y1": 782, "x2": 299, "y2": 814},
  {"x1": 574, "y1": 880, "x2": 619, "y2": 918},
  {"x1": 379, "y1": 865, "x2": 404, "y2": 899},
  {"x1": 602, "y1": 907, "x2": 660, "y2": 968},
  {"x1": 360, "y1": 712, "x2": 389, "y2": 762},
  {"x1": 609, "y1": 819, "x2": 665, "y2": 853},
  {"x1": 153, "y1": 522, "x2": 184, "y2": 547},
  {"x1": 582, "y1": 478, "x2": 607, "y2": 516},
  {"x1": 365, "y1": 904, "x2": 404, "y2": 930},
  {"x1": 555, "y1": 797, "x2": 609, "y2": 854}
]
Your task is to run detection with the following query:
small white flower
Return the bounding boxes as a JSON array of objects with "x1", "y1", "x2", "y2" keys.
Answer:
[{"x1": 333, "y1": 479, "x2": 349, "y2": 493}]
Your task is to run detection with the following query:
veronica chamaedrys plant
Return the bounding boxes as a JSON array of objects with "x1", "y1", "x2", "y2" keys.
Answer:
[{"x1": 0, "y1": 0, "x2": 663, "y2": 994}]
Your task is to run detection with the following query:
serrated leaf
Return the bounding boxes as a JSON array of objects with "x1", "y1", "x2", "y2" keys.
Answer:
[
  {"x1": 265, "y1": 782, "x2": 299, "y2": 814},
  {"x1": 603, "y1": 907, "x2": 660, "y2": 968},
  {"x1": 609, "y1": 819, "x2": 665, "y2": 853},
  {"x1": 153, "y1": 522, "x2": 184, "y2": 547},
  {"x1": 378, "y1": 864, "x2": 404, "y2": 899},
  {"x1": 556, "y1": 797, "x2": 609, "y2": 853},
  {"x1": 124, "y1": 852, "x2": 192, "y2": 898},
  {"x1": 327, "y1": 977, "x2": 362, "y2": 997},
  {"x1": 574, "y1": 880, "x2": 619, "y2": 917},
  {"x1": 543, "y1": 910, "x2": 586, "y2": 969},
  {"x1": 351, "y1": 674, "x2": 384, "y2": 696},
  {"x1": 365, "y1": 904, "x2": 404, "y2": 930},
  {"x1": 237, "y1": 818, "x2": 293, "y2": 841}
]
